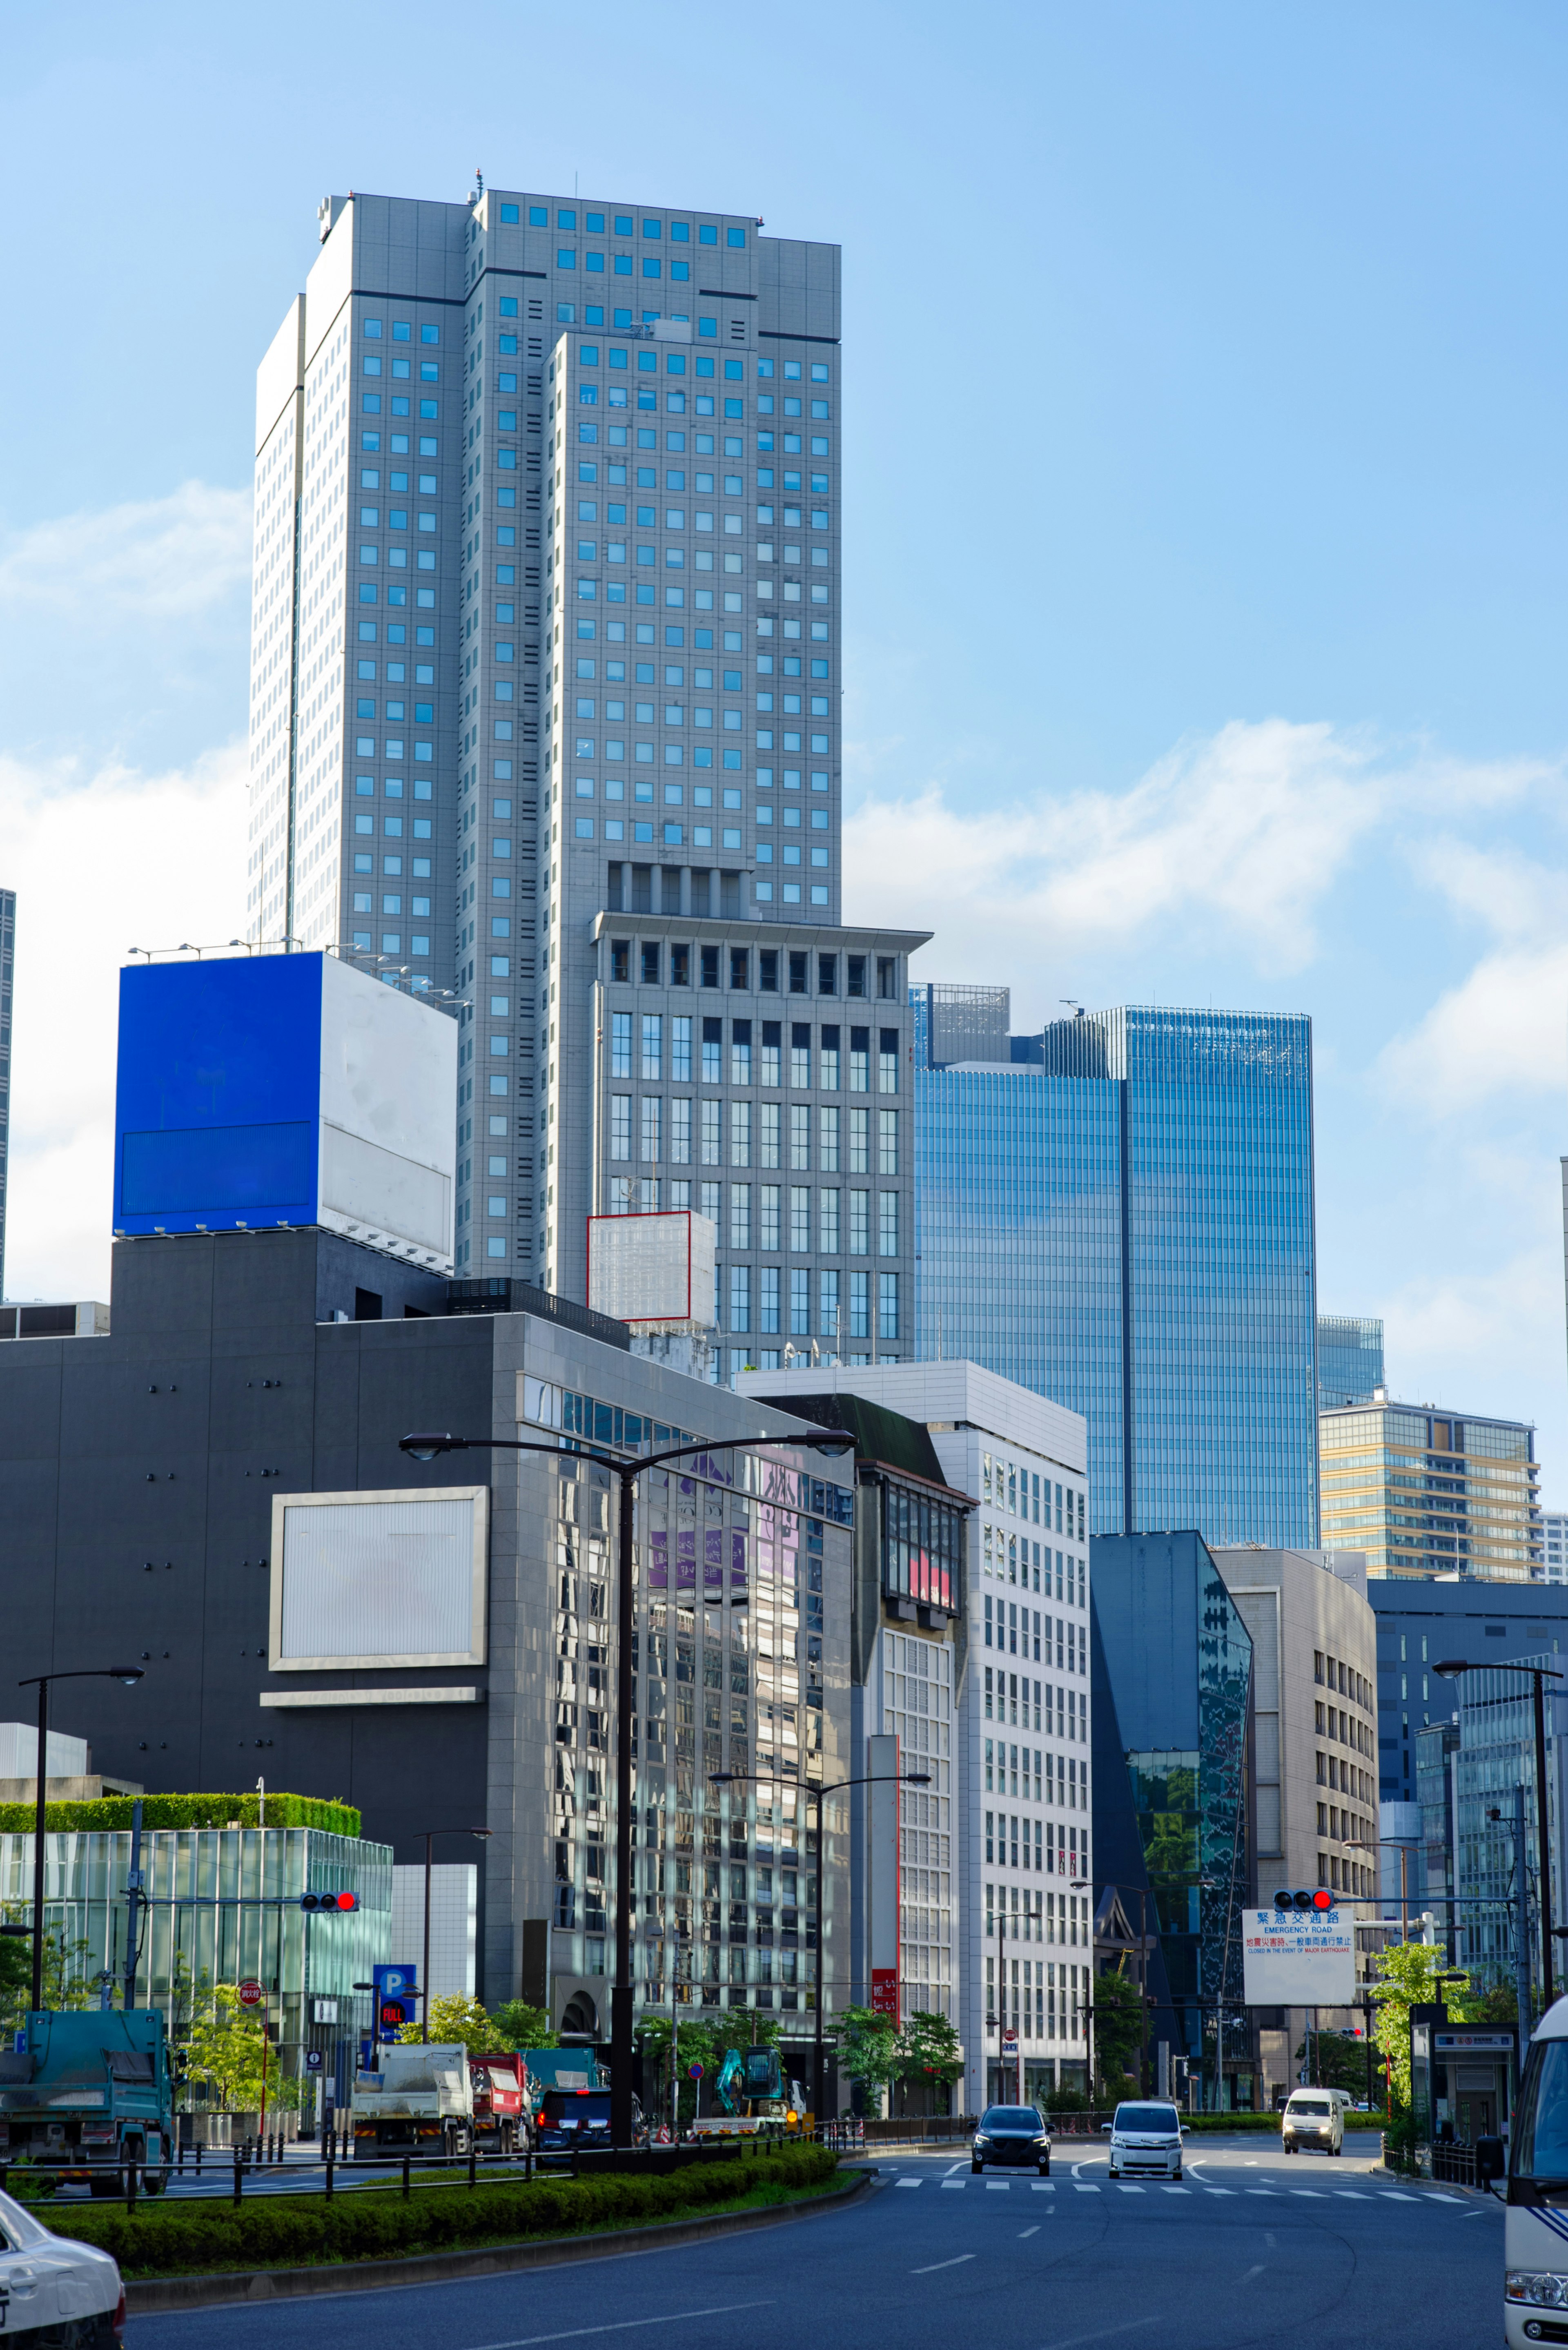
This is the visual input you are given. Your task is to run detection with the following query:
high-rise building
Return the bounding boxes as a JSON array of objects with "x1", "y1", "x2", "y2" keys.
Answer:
[
  {"x1": 1319, "y1": 1395, "x2": 1541, "y2": 1581},
  {"x1": 247, "y1": 187, "x2": 922, "y2": 1348},
  {"x1": 0, "y1": 886, "x2": 12, "y2": 1297},
  {"x1": 744, "y1": 1360, "x2": 1095, "y2": 2109},
  {"x1": 1541, "y1": 1509, "x2": 1568, "y2": 1583},
  {"x1": 1317, "y1": 1314, "x2": 1383, "y2": 1411},
  {"x1": 913, "y1": 985, "x2": 1319, "y2": 1546},
  {"x1": 1370, "y1": 1577, "x2": 1568, "y2": 1806}
]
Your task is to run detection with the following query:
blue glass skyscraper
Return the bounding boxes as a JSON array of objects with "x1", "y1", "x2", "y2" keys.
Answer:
[{"x1": 913, "y1": 989, "x2": 1319, "y2": 1546}]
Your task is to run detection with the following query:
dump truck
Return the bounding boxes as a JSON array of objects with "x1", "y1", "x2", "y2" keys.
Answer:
[
  {"x1": 468, "y1": 2051, "x2": 531, "y2": 2153},
  {"x1": 351, "y1": 2041, "x2": 473, "y2": 2160},
  {"x1": 0, "y1": 2011, "x2": 174, "y2": 2196}
]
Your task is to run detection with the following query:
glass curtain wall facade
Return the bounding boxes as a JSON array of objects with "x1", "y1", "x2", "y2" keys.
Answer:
[
  {"x1": 1320, "y1": 1398, "x2": 1541, "y2": 1580},
  {"x1": 1317, "y1": 1315, "x2": 1383, "y2": 1411},
  {"x1": 914, "y1": 995, "x2": 1319, "y2": 1547},
  {"x1": 1451, "y1": 1658, "x2": 1568, "y2": 2002}
]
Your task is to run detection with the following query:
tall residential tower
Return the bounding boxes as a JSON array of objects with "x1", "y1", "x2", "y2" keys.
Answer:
[{"x1": 248, "y1": 187, "x2": 922, "y2": 1355}]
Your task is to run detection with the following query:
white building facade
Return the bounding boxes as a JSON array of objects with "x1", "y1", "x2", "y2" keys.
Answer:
[{"x1": 744, "y1": 1360, "x2": 1092, "y2": 2112}]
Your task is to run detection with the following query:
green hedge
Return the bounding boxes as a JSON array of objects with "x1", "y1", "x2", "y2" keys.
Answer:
[
  {"x1": 46, "y1": 2145, "x2": 840, "y2": 2279},
  {"x1": 1181, "y1": 2110, "x2": 1388, "y2": 2133},
  {"x1": 0, "y1": 1793, "x2": 360, "y2": 1838}
]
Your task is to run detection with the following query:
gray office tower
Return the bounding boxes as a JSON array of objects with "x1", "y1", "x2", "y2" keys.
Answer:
[
  {"x1": 0, "y1": 887, "x2": 12, "y2": 1298},
  {"x1": 248, "y1": 187, "x2": 921, "y2": 1351},
  {"x1": 913, "y1": 985, "x2": 1320, "y2": 1547}
]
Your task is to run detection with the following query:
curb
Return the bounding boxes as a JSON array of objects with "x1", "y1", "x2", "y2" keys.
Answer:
[{"x1": 122, "y1": 2167, "x2": 876, "y2": 2315}]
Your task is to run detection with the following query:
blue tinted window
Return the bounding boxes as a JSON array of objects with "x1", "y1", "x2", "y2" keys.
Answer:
[
  {"x1": 500, "y1": 203, "x2": 519, "y2": 223},
  {"x1": 643, "y1": 218, "x2": 662, "y2": 239},
  {"x1": 727, "y1": 227, "x2": 746, "y2": 247},
  {"x1": 529, "y1": 205, "x2": 547, "y2": 225},
  {"x1": 558, "y1": 208, "x2": 576, "y2": 229}
]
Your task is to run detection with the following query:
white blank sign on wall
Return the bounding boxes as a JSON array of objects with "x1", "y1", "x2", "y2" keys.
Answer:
[{"x1": 269, "y1": 1488, "x2": 489, "y2": 1671}]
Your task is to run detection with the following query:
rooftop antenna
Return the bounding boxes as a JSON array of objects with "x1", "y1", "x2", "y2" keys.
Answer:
[{"x1": 1060, "y1": 998, "x2": 1084, "y2": 1019}]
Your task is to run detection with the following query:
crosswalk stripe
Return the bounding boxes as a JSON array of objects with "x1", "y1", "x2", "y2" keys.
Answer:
[
  {"x1": 1244, "y1": 2190, "x2": 1277, "y2": 2197},
  {"x1": 896, "y1": 2179, "x2": 922, "y2": 2189},
  {"x1": 1201, "y1": 2188, "x2": 1236, "y2": 2196},
  {"x1": 986, "y1": 2182, "x2": 1010, "y2": 2192},
  {"x1": 940, "y1": 2181, "x2": 966, "y2": 2191},
  {"x1": 1381, "y1": 2191, "x2": 1417, "y2": 2201},
  {"x1": 1290, "y1": 2191, "x2": 1324, "y2": 2198},
  {"x1": 1161, "y1": 2186, "x2": 1189, "y2": 2196},
  {"x1": 1033, "y1": 2182, "x2": 1055, "y2": 2193},
  {"x1": 1074, "y1": 2184, "x2": 1100, "y2": 2193},
  {"x1": 1116, "y1": 2185, "x2": 1145, "y2": 2194},
  {"x1": 1430, "y1": 2194, "x2": 1467, "y2": 2205},
  {"x1": 1334, "y1": 2192, "x2": 1368, "y2": 2199}
]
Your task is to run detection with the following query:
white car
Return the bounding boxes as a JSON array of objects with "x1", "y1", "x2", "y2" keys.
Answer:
[
  {"x1": 1104, "y1": 2100, "x2": 1186, "y2": 2181},
  {"x1": 0, "y1": 2182, "x2": 124, "y2": 2346}
]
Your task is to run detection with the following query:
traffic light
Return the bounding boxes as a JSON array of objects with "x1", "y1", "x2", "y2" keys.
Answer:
[
  {"x1": 300, "y1": 1891, "x2": 360, "y2": 1914},
  {"x1": 1272, "y1": 1889, "x2": 1335, "y2": 1914}
]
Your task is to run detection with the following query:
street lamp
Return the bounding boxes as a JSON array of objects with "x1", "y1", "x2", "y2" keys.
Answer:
[
  {"x1": 1434, "y1": 1657, "x2": 1562, "y2": 2008},
  {"x1": 710, "y1": 1765, "x2": 931, "y2": 2133},
  {"x1": 401, "y1": 1420, "x2": 855, "y2": 2151},
  {"x1": 1073, "y1": 1877, "x2": 1156, "y2": 2096},
  {"x1": 416, "y1": 1828, "x2": 492, "y2": 2041},
  {"x1": 16, "y1": 1668, "x2": 145, "y2": 2014}
]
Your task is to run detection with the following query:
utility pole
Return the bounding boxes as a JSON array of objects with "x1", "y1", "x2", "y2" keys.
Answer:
[
  {"x1": 123, "y1": 1799, "x2": 144, "y2": 2008},
  {"x1": 1515, "y1": 1782, "x2": 1534, "y2": 2056}
]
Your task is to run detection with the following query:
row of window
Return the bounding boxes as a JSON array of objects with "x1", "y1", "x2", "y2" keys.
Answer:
[
  {"x1": 572, "y1": 437, "x2": 829, "y2": 469},
  {"x1": 363, "y1": 396, "x2": 439, "y2": 420},
  {"x1": 363, "y1": 355, "x2": 439, "y2": 381},
  {"x1": 360, "y1": 433, "x2": 437, "y2": 458},
  {"x1": 609, "y1": 1012, "x2": 894, "y2": 1081},
  {"x1": 363, "y1": 319, "x2": 441, "y2": 343},
  {"x1": 983, "y1": 1599, "x2": 1087, "y2": 1669},
  {"x1": 608, "y1": 1099, "x2": 898, "y2": 1174},
  {"x1": 723, "y1": 1265, "x2": 898, "y2": 1340},
  {"x1": 497, "y1": 206, "x2": 746, "y2": 244},
  {"x1": 985, "y1": 1670, "x2": 1084, "y2": 1736},
  {"x1": 574, "y1": 817, "x2": 826, "y2": 858},
  {"x1": 608, "y1": 943, "x2": 896, "y2": 998},
  {"x1": 567, "y1": 397, "x2": 826, "y2": 426},
  {"x1": 984, "y1": 1456, "x2": 1084, "y2": 1538}
]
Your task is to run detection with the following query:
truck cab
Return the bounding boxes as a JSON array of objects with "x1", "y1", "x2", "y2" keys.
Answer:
[{"x1": 0, "y1": 2012, "x2": 173, "y2": 2196}]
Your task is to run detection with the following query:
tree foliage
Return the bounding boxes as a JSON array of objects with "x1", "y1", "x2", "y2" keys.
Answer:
[
  {"x1": 1089, "y1": 1967, "x2": 1145, "y2": 2097},
  {"x1": 487, "y1": 2000, "x2": 558, "y2": 2052},
  {"x1": 898, "y1": 2009, "x2": 963, "y2": 2089},
  {"x1": 1370, "y1": 1941, "x2": 1472, "y2": 2110},
  {"x1": 1294, "y1": 2029, "x2": 1375, "y2": 2095},
  {"x1": 395, "y1": 1994, "x2": 494, "y2": 2051},
  {"x1": 835, "y1": 2005, "x2": 901, "y2": 2109},
  {"x1": 180, "y1": 1981, "x2": 298, "y2": 2112}
]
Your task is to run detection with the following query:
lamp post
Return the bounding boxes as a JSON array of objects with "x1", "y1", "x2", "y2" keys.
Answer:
[
  {"x1": 1434, "y1": 1657, "x2": 1562, "y2": 2010},
  {"x1": 1073, "y1": 1877, "x2": 1154, "y2": 2096},
  {"x1": 710, "y1": 1764, "x2": 932, "y2": 2132},
  {"x1": 401, "y1": 1420, "x2": 855, "y2": 2152},
  {"x1": 416, "y1": 1828, "x2": 492, "y2": 2041},
  {"x1": 16, "y1": 1668, "x2": 145, "y2": 2016}
]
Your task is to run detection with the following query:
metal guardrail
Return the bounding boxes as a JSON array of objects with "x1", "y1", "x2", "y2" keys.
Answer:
[{"x1": 1431, "y1": 2140, "x2": 1479, "y2": 2187}]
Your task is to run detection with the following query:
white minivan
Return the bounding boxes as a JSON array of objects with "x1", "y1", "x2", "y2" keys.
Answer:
[{"x1": 1282, "y1": 2088, "x2": 1346, "y2": 2155}]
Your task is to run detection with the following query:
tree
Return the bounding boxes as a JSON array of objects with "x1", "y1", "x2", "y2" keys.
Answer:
[
  {"x1": 635, "y1": 2013, "x2": 724, "y2": 2126},
  {"x1": 1089, "y1": 1967, "x2": 1145, "y2": 2099},
  {"x1": 487, "y1": 2000, "x2": 558, "y2": 2052},
  {"x1": 396, "y1": 1994, "x2": 494, "y2": 2051},
  {"x1": 897, "y1": 2010, "x2": 963, "y2": 2111},
  {"x1": 181, "y1": 1982, "x2": 298, "y2": 2112},
  {"x1": 0, "y1": 1909, "x2": 95, "y2": 2036},
  {"x1": 835, "y1": 2004, "x2": 900, "y2": 2116},
  {"x1": 1370, "y1": 1941, "x2": 1471, "y2": 2110},
  {"x1": 1294, "y1": 2029, "x2": 1374, "y2": 2096}
]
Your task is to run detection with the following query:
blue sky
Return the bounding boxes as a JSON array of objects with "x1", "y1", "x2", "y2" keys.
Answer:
[{"x1": 4, "y1": 1, "x2": 1567, "y2": 1499}]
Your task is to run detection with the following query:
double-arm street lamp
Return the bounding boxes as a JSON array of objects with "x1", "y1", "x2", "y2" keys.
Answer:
[
  {"x1": 401, "y1": 1420, "x2": 855, "y2": 2151},
  {"x1": 710, "y1": 1764, "x2": 932, "y2": 2131},
  {"x1": 15, "y1": 1669, "x2": 145, "y2": 2014},
  {"x1": 417, "y1": 1827, "x2": 492, "y2": 2041},
  {"x1": 1434, "y1": 1657, "x2": 1562, "y2": 2010}
]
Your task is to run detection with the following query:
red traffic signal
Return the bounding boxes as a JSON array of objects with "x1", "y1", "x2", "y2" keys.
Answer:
[
  {"x1": 1273, "y1": 1888, "x2": 1338, "y2": 1913},
  {"x1": 300, "y1": 1891, "x2": 360, "y2": 1914}
]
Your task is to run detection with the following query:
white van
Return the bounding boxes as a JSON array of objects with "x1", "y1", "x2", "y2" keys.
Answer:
[{"x1": 1282, "y1": 2089, "x2": 1345, "y2": 2155}]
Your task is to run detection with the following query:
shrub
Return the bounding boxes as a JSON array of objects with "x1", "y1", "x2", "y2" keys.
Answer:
[
  {"x1": 47, "y1": 2145, "x2": 839, "y2": 2278},
  {"x1": 0, "y1": 1794, "x2": 360, "y2": 1837}
]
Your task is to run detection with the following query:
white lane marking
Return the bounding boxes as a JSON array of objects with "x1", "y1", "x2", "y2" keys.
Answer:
[
  {"x1": 1115, "y1": 2185, "x2": 1145, "y2": 2194},
  {"x1": 1381, "y1": 2191, "x2": 1417, "y2": 2201},
  {"x1": 942, "y1": 2160, "x2": 966, "y2": 2176},
  {"x1": 1033, "y1": 2181, "x2": 1056, "y2": 2192},
  {"x1": 895, "y1": 2178, "x2": 923, "y2": 2189},
  {"x1": 1019, "y1": 2224, "x2": 1040, "y2": 2238},
  {"x1": 1161, "y1": 2185, "x2": 1190, "y2": 2196},
  {"x1": 1074, "y1": 2183, "x2": 1101, "y2": 2194},
  {"x1": 1243, "y1": 2189, "x2": 1277, "y2": 2197},
  {"x1": 1334, "y1": 2192, "x2": 1368, "y2": 2200},
  {"x1": 1290, "y1": 2191, "x2": 1324, "y2": 2199},
  {"x1": 1430, "y1": 2193, "x2": 1467, "y2": 2205},
  {"x1": 1038, "y1": 2320, "x2": 1163, "y2": 2350},
  {"x1": 466, "y1": 2303, "x2": 776, "y2": 2349},
  {"x1": 987, "y1": 2181, "x2": 1011, "y2": 2191},
  {"x1": 1237, "y1": 2266, "x2": 1265, "y2": 2285},
  {"x1": 940, "y1": 2180, "x2": 967, "y2": 2191},
  {"x1": 911, "y1": 2254, "x2": 976, "y2": 2275},
  {"x1": 1201, "y1": 2187, "x2": 1236, "y2": 2195}
]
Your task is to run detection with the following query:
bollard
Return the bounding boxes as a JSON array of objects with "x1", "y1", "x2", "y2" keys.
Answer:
[
  {"x1": 468, "y1": 2140, "x2": 477, "y2": 2190},
  {"x1": 125, "y1": 2159, "x2": 137, "y2": 2215},
  {"x1": 195, "y1": 2140, "x2": 203, "y2": 2173},
  {"x1": 401, "y1": 2154, "x2": 411, "y2": 2200},
  {"x1": 325, "y1": 2151, "x2": 334, "y2": 2199},
  {"x1": 233, "y1": 2151, "x2": 243, "y2": 2207}
]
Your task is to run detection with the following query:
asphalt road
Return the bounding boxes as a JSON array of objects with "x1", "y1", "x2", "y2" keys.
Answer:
[{"x1": 124, "y1": 2132, "x2": 1500, "y2": 2350}]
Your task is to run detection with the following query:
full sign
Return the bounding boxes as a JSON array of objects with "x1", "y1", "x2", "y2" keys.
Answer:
[
  {"x1": 1241, "y1": 1908, "x2": 1355, "y2": 2006},
  {"x1": 238, "y1": 1980, "x2": 264, "y2": 2008}
]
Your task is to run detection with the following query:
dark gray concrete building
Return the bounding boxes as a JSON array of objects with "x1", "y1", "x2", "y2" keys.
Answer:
[{"x1": 2, "y1": 1227, "x2": 856, "y2": 2045}]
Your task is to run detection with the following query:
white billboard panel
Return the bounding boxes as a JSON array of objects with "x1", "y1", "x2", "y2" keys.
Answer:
[
  {"x1": 317, "y1": 952, "x2": 457, "y2": 1267},
  {"x1": 1242, "y1": 1908, "x2": 1356, "y2": 2006},
  {"x1": 269, "y1": 1487, "x2": 488, "y2": 1671},
  {"x1": 587, "y1": 1210, "x2": 716, "y2": 1325}
]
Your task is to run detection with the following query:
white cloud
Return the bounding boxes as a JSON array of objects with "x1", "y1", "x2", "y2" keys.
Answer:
[
  {"x1": 1379, "y1": 942, "x2": 1568, "y2": 1115},
  {"x1": 0, "y1": 482, "x2": 252, "y2": 620},
  {"x1": 1, "y1": 745, "x2": 248, "y2": 1305},
  {"x1": 846, "y1": 716, "x2": 1390, "y2": 981}
]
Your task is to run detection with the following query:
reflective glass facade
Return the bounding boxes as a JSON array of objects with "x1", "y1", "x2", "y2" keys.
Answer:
[
  {"x1": 1317, "y1": 1313, "x2": 1383, "y2": 1411},
  {"x1": 915, "y1": 995, "x2": 1319, "y2": 1547}
]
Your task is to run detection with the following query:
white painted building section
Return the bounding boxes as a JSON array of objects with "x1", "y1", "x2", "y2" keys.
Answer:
[{"x1": 390, "y1": 1863, "x2": 478, "y2": 2000}]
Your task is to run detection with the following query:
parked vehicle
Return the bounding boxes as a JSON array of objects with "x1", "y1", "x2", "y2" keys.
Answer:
[
  {"x1": 536, "y1": 2087, "x2": 612, "y2": 2154},
  {"x1": 1104, "y1": 2100, "x2": 1185, "y2": 2180},
  {"x1": 1506, "y1": 1990, "x2": 1568, "y2": 2346},
  {"x1": 0, "y1": 2011, "x2": 173, "y2": 2196},
  {"x1": 0, "y1": 2181, "x2": 124, "y2": 2344},
  {"x1": 972, "y1": 2104, "x2": 1052, "y2": 2175},
  {"x1": 1281, "y1": 2089, "x2": 1344, "y2": 2156},
  {"x1": 352, "y1": 2042, "x2": 473, "y2": 2160},
  {"x1": 469, "y1": 2051, "x2": 531, "y2": 2153}
]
